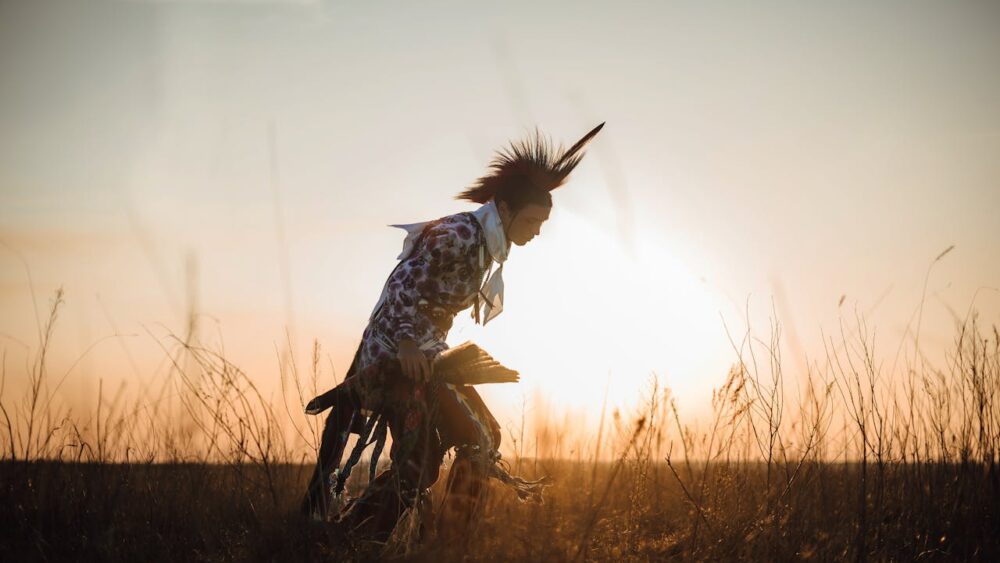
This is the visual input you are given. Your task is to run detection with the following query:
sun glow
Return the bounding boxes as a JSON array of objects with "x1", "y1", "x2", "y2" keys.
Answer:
[{"x1": 447, "y1": 207, "x2": 732, "y2": 430}]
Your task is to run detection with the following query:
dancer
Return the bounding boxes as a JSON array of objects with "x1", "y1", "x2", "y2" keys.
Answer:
[{"x1": 301, "y1": 123, "x2": 604, "y2": 542}]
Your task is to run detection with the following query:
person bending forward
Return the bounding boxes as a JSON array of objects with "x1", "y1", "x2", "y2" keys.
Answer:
[{"x1": 301, "y1": 123, "x2": 604, "y2": 542}]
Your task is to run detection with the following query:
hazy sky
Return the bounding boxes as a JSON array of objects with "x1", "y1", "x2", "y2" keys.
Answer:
[{"x1": 1, "y1": 0, "x2": 998, "y2": 436}]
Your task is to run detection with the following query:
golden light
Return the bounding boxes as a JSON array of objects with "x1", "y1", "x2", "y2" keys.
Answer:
[{"x1": 446, "y1": 204, "x2": 733, "y2": 430}]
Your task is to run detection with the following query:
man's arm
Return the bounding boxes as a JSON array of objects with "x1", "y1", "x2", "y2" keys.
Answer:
[{"x1": 381, "y1": 218, "x2": 475, "y2": 381}]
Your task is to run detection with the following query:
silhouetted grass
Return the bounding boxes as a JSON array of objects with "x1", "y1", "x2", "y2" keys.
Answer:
[{"x1": 1, "y1": 286, "x2": 998, "y2": 561}]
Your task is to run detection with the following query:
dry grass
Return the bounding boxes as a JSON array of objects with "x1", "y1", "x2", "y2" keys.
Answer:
[{"x1": 1, "y1": 287, "x2": 998, "y2": 561}]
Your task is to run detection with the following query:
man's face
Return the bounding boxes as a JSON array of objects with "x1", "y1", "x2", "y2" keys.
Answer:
[{"x1": 502, "y1": 202, "x2": 551, "y2": 246}]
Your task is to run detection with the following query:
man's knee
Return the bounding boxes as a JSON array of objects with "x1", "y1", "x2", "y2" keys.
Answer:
[{"x1": 401, "y1": 456, "x2": 441, "y2": 490}]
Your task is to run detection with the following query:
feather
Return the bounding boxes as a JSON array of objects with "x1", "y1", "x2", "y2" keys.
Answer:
[
  {"x1": 435, "y1": 341, "x2": 520, "y2": 385},
  {"x1": 553, "y1": 122, "x2": 605, "y2": 168},
  {"x1": 457, "y1": 123, "x2": 604, "y2": 203}
]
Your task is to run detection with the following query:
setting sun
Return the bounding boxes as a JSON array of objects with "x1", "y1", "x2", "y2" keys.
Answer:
[
  {"x1": 2, "y1": 1, "x2": 998, "y2": 559},
  {"x1": 450, "y1": 205, "x2": 730, "y2": 429}
]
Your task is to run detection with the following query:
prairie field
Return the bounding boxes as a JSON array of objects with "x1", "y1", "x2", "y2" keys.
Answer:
[
  {"x1": 1, "y1": 291, "x2": 998, "y2": 562},
  {"x1": 3, "y1": 2, "x2": 999, "y2": 561}
]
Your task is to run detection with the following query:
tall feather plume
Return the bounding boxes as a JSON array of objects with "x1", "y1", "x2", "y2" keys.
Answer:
[
  {"x1": 554, "y1": 122, "x2": 604, "y2": 168},
  {"x1": 457, "y1": 123, "x2": 605, "y2": 203}
]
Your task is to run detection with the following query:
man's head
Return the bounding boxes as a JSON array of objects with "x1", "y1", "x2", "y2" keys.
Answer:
[
  {"x1": 495, "y1": 180, "x2": 552, "y2": 246},
  {"x1": 456, "y1": 123, "x2": 603, "y2": 245},
  {"x1": 498, "y1": 200, "x2": 551, "y2": 246}
]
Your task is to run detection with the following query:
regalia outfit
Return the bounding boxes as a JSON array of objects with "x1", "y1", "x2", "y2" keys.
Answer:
[{"x1": 302, "y1": 123, "x2": 604, "y2": 542}]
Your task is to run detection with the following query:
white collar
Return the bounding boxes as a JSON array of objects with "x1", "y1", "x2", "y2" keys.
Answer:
[
  {"x1": 388, "y1": 201, "x2": 509, "y2": 263},
  {"x1": 385, "y1": 201, "x2": 510, "y2": 326},
  {"x1": 469, "y1": 200, "x2": 509, "y2": 324},
  {"x1": 470, "y1": 200, "x2": 511, "y2": 265}
]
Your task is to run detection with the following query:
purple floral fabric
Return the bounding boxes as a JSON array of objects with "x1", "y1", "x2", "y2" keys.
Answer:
[{"x1": 347, "y1": 212, "x2": 486, "y2": 409}]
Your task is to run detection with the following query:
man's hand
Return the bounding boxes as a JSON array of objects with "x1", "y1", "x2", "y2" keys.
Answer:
[{"x1": 397, "y1": 339, "x2": 432, "y2": 383}]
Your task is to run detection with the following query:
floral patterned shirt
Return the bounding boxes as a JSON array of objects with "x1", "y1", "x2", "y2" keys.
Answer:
[
  {"x1": 374, "y1": 212, "x2": 486, "y2": 345},
  {"x1": 347, "y1": 212, "x2": 487, "y2": 409}
]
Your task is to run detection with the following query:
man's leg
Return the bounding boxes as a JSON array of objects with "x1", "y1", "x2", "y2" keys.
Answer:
[
  {"x1": 334, "y1": 469, "x2": 407, "y2": 541},
  {"x1": 337, "y1": 384, "x2": 444, "y2": 542},
  {"x1": 435, "y1": 384, "x2": 500, "y2": 538},
  {"x1": 301, "y1": 386, "x2": 357, "y2": 519},
  {"x1": 438, "y1": 446, "x2": 491, "y2": 538}
]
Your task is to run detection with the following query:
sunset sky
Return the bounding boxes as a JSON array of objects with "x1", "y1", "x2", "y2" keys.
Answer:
[{"x1": 1, "y1": 0, "x2": 998, "y2": 442}]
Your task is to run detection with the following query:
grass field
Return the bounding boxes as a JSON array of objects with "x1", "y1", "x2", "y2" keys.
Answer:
[
  {"x1": 1, "y1": 289, "x2": 998, "y2": 561},
  {"x1": 2, "y1": 457, "x2": 996, "y2": 561}
]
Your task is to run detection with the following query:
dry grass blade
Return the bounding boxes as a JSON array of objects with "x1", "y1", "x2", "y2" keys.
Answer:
[{"x1": 2, "y1": 284, "x2": 999, "y2": 561}]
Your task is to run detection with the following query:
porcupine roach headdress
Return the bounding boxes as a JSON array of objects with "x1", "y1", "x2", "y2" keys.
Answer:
[{"x1": 456, "y1": 122, "x2": 605, "y2": 203}]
